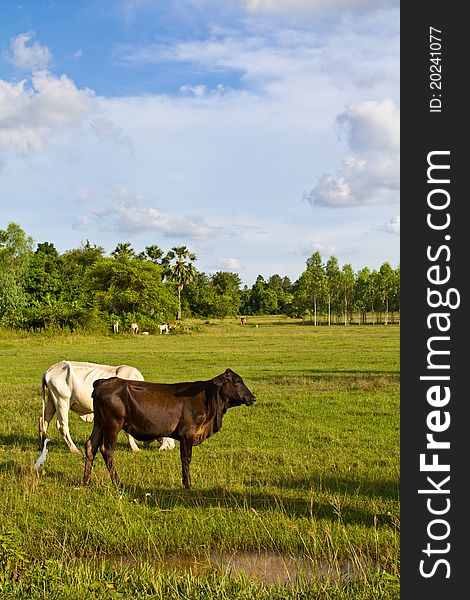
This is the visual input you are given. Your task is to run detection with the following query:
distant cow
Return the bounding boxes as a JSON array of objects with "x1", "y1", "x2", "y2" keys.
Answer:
[
  {"x1": 83, "y1": 368, "x2": 256, "y2": 489},
  {"x1": 240, "y1": 317, "x2": 247, "y2": 325},
  {"x1": 159, "y1": 323, "x2": 170, "y2": 334},
  {"x1": 131, "y1": 323, "x2": 139, "y2": 335},
  {"x1": 112, "y1": 320, "x2": 119, "y2": 334},
  {"x1": 39, "y1": 361, "x2": 175, "y2": 454}
]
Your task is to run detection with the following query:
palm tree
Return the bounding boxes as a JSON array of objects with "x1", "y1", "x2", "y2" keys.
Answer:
[
  {"x1": 111, "y1": 242, "x2": 135, "y2": 260},
  {"x1": 163, "y1": 246, "x2": 196, "y2": 320},
  {"x1": 144, "y1": 244, "x2": 164, "y2": 264}
]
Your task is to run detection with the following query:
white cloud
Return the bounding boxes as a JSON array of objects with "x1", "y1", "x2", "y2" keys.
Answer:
[
  {"x1": 379, "y1": 215, "x2": 400, "y2": 235},
  {"x1": 207, "y1": 257, "x2": 242, "y2": 272},
  {"x1": 73, "y1": 185, "x2": 214, "y2": 238},
  {"x1": 179, "y1": 83, "x2": 248, "y2": 99},
  {"x1": 3, "y1": 32, "x2": 52, "y2": 71},
  {"x1": 0, "y1": 71, "x2": 97, "y2": 155},
  {"x1": 298, "y1": 241, "x2": 339, "y2": 258},
  {"x1": 305, "y1": 98, "x2": 399, "y2": 208},
  {"x1": 90, "y1": 117, "x2": 134, "y2": 153},
  {"x1": 335, "y1": 98, "x2": 400, "y2": 153},
  {"x1": 117, "y1": 12, "x2": 398, "y2": 123},
  {"x1": 0, "y1": 35, "x2": 131, "y2": 158},
  {"x1": 180, "y1": 84, "x2": 208, "y2": 98},
  {"x1": 240, "y1": 0, "x2": 394, "y2": 15},
  {"x1": 72, "y1": 216, "x2": 93, "y2": 230}
]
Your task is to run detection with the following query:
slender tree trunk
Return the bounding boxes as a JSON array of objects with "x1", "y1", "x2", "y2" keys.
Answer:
[{"x1": 177, "y1": 286, "x2": 182, "y2": 320}]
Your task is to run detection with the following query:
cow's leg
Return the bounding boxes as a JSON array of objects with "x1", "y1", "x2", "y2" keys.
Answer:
[
  {"x1": 126, "y1": 434, "x2": 140, "y2": 452},
  {"x1": 180, "y1": 437, "x2": 193, "y2": 489},
  {"x1": 159, "y1": 437, "x2": 175, "y2": 451},
  {"x1": 38, "y1": 398, "x2": 56, "y2": 450},
  {"x1": 83, "y1": 425, "x2": 103, "y2": 485},
  {"x1": 100, "y1": 430, "x2": 121, "y2": 488},
  {"x1": 56, "y1": 400, "x2": 81, "y2": 454}
]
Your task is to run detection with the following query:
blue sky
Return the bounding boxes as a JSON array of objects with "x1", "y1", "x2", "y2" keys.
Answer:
[{"x1": 0, "y1": 0, "x2": 399, "y2": 286}]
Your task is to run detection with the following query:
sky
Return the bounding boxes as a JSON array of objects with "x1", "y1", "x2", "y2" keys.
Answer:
[{"x1": 0, "y1": 0, "x2": 399, "y2": 287}]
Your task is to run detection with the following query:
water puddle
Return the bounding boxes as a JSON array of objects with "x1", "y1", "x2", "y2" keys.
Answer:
[
  {"x1": 115, "y1": 551, "x2": 374, "y2": 585},
  {"x1": 80, "y1": 547, "x2": 378, "y2": 586}
]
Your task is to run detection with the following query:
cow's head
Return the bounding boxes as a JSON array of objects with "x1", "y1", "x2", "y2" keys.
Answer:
[{"x1": 214, "y1": 368, "x2": 256, "y2": 408}]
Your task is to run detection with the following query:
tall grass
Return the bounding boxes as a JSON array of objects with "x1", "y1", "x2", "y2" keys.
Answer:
[{"x1": 0, "y1": 317, "x2": 399, "y2": 598}]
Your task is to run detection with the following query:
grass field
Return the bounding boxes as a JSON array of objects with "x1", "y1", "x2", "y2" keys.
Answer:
[{"x1": 0, "y1": 317, "x2": 400, "y2": 599}]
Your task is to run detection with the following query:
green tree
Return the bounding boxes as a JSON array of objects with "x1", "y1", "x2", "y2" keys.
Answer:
[
  {"x1": 305, "y1": 252, "x2": 326, "y2": 326},
  {"x1": 377, "y1": 262, "x2": 395, "y2": 325},
  {"x1": 25, "y1": 242, "x2": 61, "y2": 303},
  {"x1": 184, "y1": 272, "x2": 212, "y2": 316},
  {"x1": 59, "y1": 242, "x2": 105, "y2": 305},
  {"x1": 340, "y1": 264, "x2": 355, "y2": 325},
  {"x1": 163, "y1": 246, "x2": 197, "y2": 320},
  {"x1": 0, "y1": 272, "x2": 29, "y2": 327},
  {"x1": 0, "y1": 223, "x2": 34, "y2": 326},
  {"x1": 325, "y1": 256, "x2": 341, "y2": 326},
  {"x1": 267, "y1": 274, "x2": 293, "y2": 314},
  {"x1": 144, "y1": 244, "x2": 165, "y2": 264},
  {"x1": 111, "y1": 242, "x2": 135, "y2": 260},
  {"x1": 292, "y1": 271, "x2": 310, "y2": 319},
  {"x1": 88, "y1": 257, "x2": 177, "y2": 323},
  {"x1": 0, "y1": 222, "x2": 34, "y2": 277},
  {"x1": 390, "y1": 265, "x2": 400, "y2": 321},
  {"x1": 209, "y1": 271, "x2": 242, "y2": 317},
  {"x1": 243, "y1": 275, "x2": 279, "y2": 315},
  {"x1": 367, "y1": 269, "x2": 380, "y2": 324},
  {"x1": 355, "y1": 267, "x2": 371, "y2": 324}
]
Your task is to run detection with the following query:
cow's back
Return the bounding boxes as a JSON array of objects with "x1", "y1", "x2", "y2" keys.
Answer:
[
  {"x1": 67, "y1": 362, "x2": 144, "y2": 404},
  {"x1": 45, "y1": 361, "x2": 145, "y2": 415},
  {"x1": 115, "y1": 365, "x2": 145, "y2": 381}
]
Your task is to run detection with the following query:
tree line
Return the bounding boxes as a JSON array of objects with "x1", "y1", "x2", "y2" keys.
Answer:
[{"x1": 0, "y1": 222, "x2": 399, "y2": 333}]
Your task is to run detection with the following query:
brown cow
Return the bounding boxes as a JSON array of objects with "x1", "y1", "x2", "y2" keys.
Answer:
[{"x1": 83, "y1": 369, "x2": 256, "y2": 489}]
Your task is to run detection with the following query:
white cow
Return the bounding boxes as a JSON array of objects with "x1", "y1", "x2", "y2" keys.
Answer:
[
  {"x1": 159, "y1": 323, "x2": 170, "y2": 334},
  {"x1": 131, "y1": 323, "x2": 139, "y2": 335},
  {"x1": 39, "y1": 361, "x2": 175, "y2": 454}
]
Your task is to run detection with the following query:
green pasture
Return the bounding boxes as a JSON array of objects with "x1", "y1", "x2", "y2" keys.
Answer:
[{"x1": 0, "y1": 317, "x2": 400, "y2": 599}]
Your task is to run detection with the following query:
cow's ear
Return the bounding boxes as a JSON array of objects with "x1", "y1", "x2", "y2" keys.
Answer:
[
  {"x1": 214, "y1": 371, "x2": 230, "y2": 385},
  {"x1": 212, "y1": 373, "x2": 224, "y2": 387}
]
